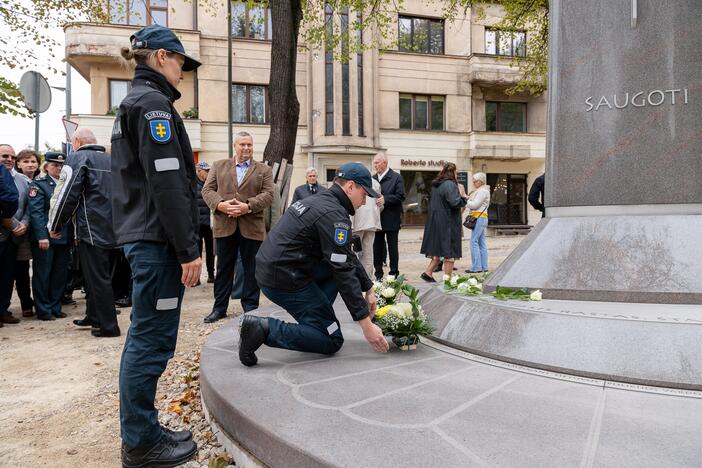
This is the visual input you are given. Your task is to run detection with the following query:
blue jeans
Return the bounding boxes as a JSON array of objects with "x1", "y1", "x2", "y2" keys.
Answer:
[
  {"x1": 470, "y1": 218, "x2": 488, "y2": 272},
  {"x1": 261, "y1": 264, "x2": 344, "y2": 355},
  {"x1": 119, "y1": 241, "x2": 184, "y2": 449}
]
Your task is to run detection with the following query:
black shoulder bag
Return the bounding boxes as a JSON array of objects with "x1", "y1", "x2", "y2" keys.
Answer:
[{"x1": 463, "y1": 205, "x2": 487, "y2": 230}]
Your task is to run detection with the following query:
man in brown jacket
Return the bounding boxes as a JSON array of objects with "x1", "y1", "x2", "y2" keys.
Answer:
[{"x1": 201, "y1": 131, "x2": 273, "y2": 322}]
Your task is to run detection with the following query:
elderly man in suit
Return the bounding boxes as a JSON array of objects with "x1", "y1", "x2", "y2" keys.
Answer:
[
  {"x1": 372, "y1": 152, "x2": 405, "y2": 280},
  {"x1": 291, "y1": 167, "x2": 326, "y2": 204},
  {"x1": 202, "y1": 131, "x2": 273, "y2": 323}
]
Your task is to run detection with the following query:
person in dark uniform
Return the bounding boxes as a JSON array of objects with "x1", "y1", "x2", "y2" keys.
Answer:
[
  {"x1": 0, "y1": 162, "x2": 19, "y2": 329},
  {"x1": 528, "y1": 173, "x2": 545, "y2": 218},
  {"x1": 195, "y1": 161, "x2": 215, "y2": 284},
  {"x1": 290, "y1": 166, "x2": 326, "y2": 203},
  {"x1": 48, "y1": 127, "x2": 120, "y2": 337},
  {"x1": 27, "y1": 152, "x2": 72, "y2": 321},
  {"x1": 240, "y1": 163, "x2": 389, "y2": 367},
  {"x1": 111, "y1": 25, "x2": 201, "y2": 467}
]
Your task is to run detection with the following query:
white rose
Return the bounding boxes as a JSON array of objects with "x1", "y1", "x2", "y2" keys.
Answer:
[
  {"x1": 467, "y1": 277, "x2": 478, "y2": 286},
  {"x1": 398, "y1": 303, "x2": 413, "y2": 318},
  {"x1": 443, "y1": 274, "x2": 451, "y2": 282},
  {"x1": 382, "y1": 287, "x2": 396, "y2": 299},
  {"x1": 386, "y1": 275, "x2": 396, "y2": 282},
  {"x1": 456, "y1": 283, "x2": 470, "y2": 293},
  {"x1": 475, "y1": 283, "x2": 483, "y2": 291},
  {"x1": 530, "y1": 290, "x2": 543, "y2": 301},
  {"x1": 450, "y1": 276, "x2": 459, "y2": 286}
]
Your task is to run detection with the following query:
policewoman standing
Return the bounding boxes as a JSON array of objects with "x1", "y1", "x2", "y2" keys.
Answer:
[
  {"x1": 111, "y1": 25, "x2": 202, "y2": 467},
  {"x1": 28, "y1": 152, "x2": 72, "y2": 321}
]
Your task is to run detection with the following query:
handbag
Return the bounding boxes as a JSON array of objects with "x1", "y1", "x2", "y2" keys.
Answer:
[{"x1": 463, "y1": 206, "x2": 487, "y2": 230}]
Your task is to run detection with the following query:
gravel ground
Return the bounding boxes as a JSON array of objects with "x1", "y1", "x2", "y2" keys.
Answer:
[{"x1": 0, "y1": 235, "x2": 523, "y2": 467}]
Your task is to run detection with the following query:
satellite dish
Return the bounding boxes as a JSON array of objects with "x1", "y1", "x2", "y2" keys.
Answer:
[{"x1": 19, "y1": 71, "x2": 52, "y2": 113}]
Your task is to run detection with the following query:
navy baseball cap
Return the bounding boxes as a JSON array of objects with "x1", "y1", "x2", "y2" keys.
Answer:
[
  {"x1": 44, "y1": 152, "x2": 66, "y2": 164},
  {"x1": 336, "y1": 163, "x2": 379, "y2": 197},
  {"x1": 130, "y1": 25, "x2": 202, "y2": 71}
]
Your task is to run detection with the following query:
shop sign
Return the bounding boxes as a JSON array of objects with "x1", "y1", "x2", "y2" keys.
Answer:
[{"x1": 400, "y1": 159, "x2": 448, "y2": 167}]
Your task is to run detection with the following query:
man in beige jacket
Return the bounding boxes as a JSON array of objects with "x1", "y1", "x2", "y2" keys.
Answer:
[
  {"x1": 351, "y1": 177, "x2": 382, "y2": 278},
  {"x1": 201, "y1": 131, "x2": 273, "y2": 322}
]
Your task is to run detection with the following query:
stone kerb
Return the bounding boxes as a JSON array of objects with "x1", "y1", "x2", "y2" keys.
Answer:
[{"x1": 420, "y1": 286, "x2": 702, "y2": 390}]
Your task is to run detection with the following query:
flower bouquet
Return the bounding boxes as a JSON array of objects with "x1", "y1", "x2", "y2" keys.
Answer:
[
  {"x1": 443, "y1": 273, "x2": 485, "y2": 296},
  {"x1": 373, "y1": 283, "x2": 434, "y2": 350},
  {"x1": 372, "y1": 274, "x2": 405, "y2": 308}
]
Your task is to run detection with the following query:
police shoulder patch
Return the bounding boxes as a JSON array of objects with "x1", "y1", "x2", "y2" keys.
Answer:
[
  {"x1": 290, "y1": 201, "x2": 307, "y2": 216},
  {"x1": 334, "y1": 227, "x2": 349, "y2": 246},
  {"x1": 28, "y1": 186, "x2": 38, "y2": 198},
  {"x1": 149, "y1": 119, "x2": 172, "y2": 144}
]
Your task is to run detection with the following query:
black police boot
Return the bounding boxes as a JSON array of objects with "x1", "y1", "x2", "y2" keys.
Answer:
[
  {"x1": 121, "y1": 436, "x2": 197, "y2": 468},
  {"x1": 73, "y1": 316, "x2": 97, "y2": 327},
  {"x1": 161, "y1": 426, "x2": 192, "y2": 443},
  {"x1": 204, "y1": 310, "x2": 226, "y2": 324},
  {"x1": 239, "y1": 315, "x2": 269, "y2": 367}
]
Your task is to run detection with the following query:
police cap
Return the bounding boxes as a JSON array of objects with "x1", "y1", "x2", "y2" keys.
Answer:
[
  {"x1": 336, "y1": 163, "x2": 379, "y2": 198},
  {"x1": 131, "y1": 24, "x2": 202, "y2": 72}
]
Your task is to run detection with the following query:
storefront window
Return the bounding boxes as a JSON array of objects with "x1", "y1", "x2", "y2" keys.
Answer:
[
  {"x1": 486, "y1": 173, "x2": 527, "y2": 225},
  {"x1": 401, "y1": 170, "x2": 438, "y2": 225}
]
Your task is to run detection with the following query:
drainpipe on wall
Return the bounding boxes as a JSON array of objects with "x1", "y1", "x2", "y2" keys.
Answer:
[
  {"x1": 227, "y1": 0, "x2": 233, "y2": 159},
  {"x1": 193, "y1": 0, "x2": 199, "y2": 113},
  {"x1": 307, "y1": 46, "x2": 314, "y2": 168},
  {"x1": 65, "y1": 61, "x2": 72, "y2": 118}
]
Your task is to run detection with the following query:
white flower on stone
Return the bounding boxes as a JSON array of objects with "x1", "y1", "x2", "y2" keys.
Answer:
[
  {"x1": 386, "y1": 275, "x2": 396, "y2": 282},
  {"x1": 381, "y1": 288, "x2": 396, "y2": 299},
  {"x1": 530, "y1": 290, "x2": 543, "y2": 301},
  {"x1": 450, "y1": 275, "x2": 459, "y2": 286},
  {"x1": 467, "y1": 277, "x2": 478, "y2": 286},
  {"x1": 443, "y1": 274, "x2": 451, "y2": 282},
  {"x1": 475, "y1": 283, "x2": 483, "y2": 291},
  {"x1": 456, "y1": 283, "x2": 470, "y2": 294}
]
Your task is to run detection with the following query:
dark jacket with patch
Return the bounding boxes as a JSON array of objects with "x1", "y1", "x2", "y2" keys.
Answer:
[
  {"x1": 48, "y1": 145, "x2": 116, "y2": 248},
  {"x1": 255, "y1": 184, "x2": 374, "y2": 321},
  {"x1": 196, "y1": 178, "x2": 210, "y2": 227},
  {"x1": 110, "y1": 65, "x2": 199, "y2": 263},
  {"x1": 27, "y1": 176, "x2": 71, "y2": 244},
  {"x1": 374, "y1": 168, "x2": 405, "y2": 231}
]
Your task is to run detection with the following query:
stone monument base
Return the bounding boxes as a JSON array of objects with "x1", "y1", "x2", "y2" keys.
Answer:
[
  {"x1": 484, "y1": 214, "x2": 702, "y2": 304},
  {"x1": 420, "y1": 286, "x2": 702, "y2": 390},
  {"x1": 200, "y1": 303, "x2": 702, "y2": 467}
]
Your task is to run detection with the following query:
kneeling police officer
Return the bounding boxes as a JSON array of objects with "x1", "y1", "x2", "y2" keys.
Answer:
[{"x1": 241, "y1": 163, "x2": 389, "y2": 366}]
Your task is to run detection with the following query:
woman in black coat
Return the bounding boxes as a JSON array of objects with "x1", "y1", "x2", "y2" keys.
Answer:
[{"x1": 419, "y1": 162, "x2": 467, "y2": 282}]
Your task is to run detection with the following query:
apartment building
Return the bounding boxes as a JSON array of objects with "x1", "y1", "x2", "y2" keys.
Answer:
[{"x1": 64, "y1": 1, "x2": 546, "y2": 229}]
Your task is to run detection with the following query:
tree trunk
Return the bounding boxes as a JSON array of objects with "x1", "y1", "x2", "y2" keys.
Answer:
[{"x1": 264, "y1": 0, "x2": 302, "y2": 173}]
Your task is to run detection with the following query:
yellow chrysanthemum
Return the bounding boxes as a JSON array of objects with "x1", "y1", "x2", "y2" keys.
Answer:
[{"x1": 375, "y1": 305, "x2": 391, "y2": 319}]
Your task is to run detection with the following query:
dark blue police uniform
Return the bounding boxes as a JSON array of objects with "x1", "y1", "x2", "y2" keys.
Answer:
[
  {"x1": 28, "y1": 156, "x2": 72, "y2": 320},
  {"x1": 249, "y1": 169, "x2": 378, "y2": 363},
  {"x1": 110, "y1": 28, "x2": 201, "y2": 457}
]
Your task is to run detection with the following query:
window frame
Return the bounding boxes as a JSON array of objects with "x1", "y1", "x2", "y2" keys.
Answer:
[
  {"x1": 231, "y1": 83, "x2": 270, "y2": 124},
  {"x1": 399, "y1": 94, "x2": 445, "y2": 131},
  {"x1": 485, "y1": 101, "x2": 528, "y2": 133},
  {"x1": 108, "y1": 79, "x2": 132, "y2": 112},
  {"x1": 107, "y1": 0, "x2": 168, "y2": 26},
  {"x1": 398, "y1": 14, "x2": 445, "y2": 55},
  {"x1": 484, "y1": 28, "x2": 527, "y2": 57},
  {"x1": 230, "y1": 1, "x2": 272, "y2": 41}
]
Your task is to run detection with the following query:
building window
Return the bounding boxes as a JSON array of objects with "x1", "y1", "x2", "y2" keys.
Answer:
[
  {"x1": 231, "y1": 2, "x2": 272, "y2": 40},
  {"x1": 486, "y1": 174, "x2": 527, "y2": 225},
  {"x1": 340, "y1": 8, "x2": 351, "y2": 136},
  {"x1": 398, "y1": 15, "x2": 444, "y2": 55},
  {"x1": 357, "y1": 18, "x2": 364, "y2": 137},
  {"x1": 399, "y1": 94, "x2": 445, "y2": 131},
  {"x1": 486, "y1": 101, "x2": 527, "y2": 132},
  {"x1": 109, "y1": 80, "x2": 131, "y2": 112},
  {"x1": 402, "y1": 170, "x2": 439, "y2": 225},
  {"x1": 232, "y1": 84, "x2": 268, "y2": 124},
  {"x1": 324, "y1": 4, "x2": 334, "y2": 135},
  {"x1": 108, "y1": 0, "x2": 168, "y2": 26},
  {"x1": 485, "y1": 28, "x2": 526, "y2": 57}
]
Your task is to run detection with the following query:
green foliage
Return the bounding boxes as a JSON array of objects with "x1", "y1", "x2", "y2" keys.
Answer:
[
  {"x1": 182, "y1": 107, "x2": 199, "y2": 119},
  {"x1": 0, "y1": 77, "x2": 29, "y2": 116},
  {"x1": 491, "y1": 285, "x2": 532, "y2": 301}
]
